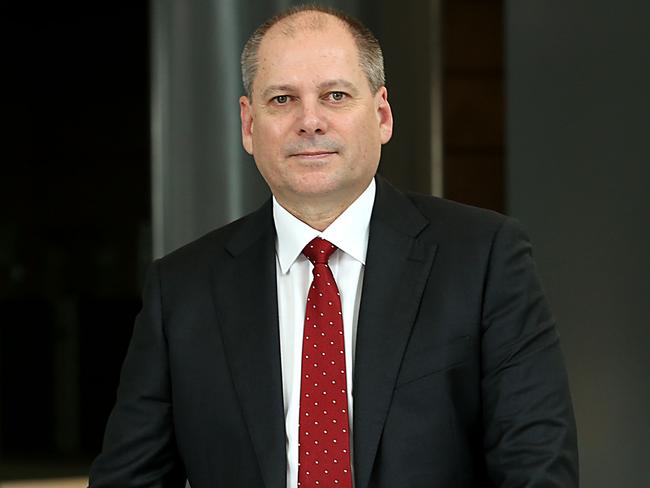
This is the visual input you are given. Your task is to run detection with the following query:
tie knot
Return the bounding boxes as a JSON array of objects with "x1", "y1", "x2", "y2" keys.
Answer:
[{"x1": 302, "y1": 237, "x2": 337, "y2": 265}]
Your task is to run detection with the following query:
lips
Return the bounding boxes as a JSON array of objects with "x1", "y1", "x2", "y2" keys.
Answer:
[
  {"x1": 285, "y1": 140, "x2": 342, "y2": 158},
  {"x1": 291, "y1": 151, "x2": 336, "y2": 157}
]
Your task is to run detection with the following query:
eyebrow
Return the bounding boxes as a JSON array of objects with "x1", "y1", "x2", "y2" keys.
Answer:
[
  {"x1": 261, "y1": 84, "x2": 296, "y2": 100},
  {"x1": 317, "y1": 79, "x2": 357, "y2": 92},
  {"x1": 260, "y1": 79, "x2": 359, "y2": 100}
]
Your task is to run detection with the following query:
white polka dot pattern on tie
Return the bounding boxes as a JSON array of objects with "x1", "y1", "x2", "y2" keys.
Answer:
[{"x1": 298, "y1": 237, "x2": 353, "y2": 488}]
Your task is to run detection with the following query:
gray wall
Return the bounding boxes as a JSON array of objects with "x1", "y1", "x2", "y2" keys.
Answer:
[
  {"x1": 151, "y1": 0, "x2": 272, "y2": 258},
  {"x1": 506, "y1": 1, "x2": 650, "y2": 486}
]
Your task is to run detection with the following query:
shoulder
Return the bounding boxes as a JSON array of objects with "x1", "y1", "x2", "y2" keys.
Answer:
[
  {"x1": 154, "y1": 199, "x2": 274, "y2": 278},
  {"x1": 374, "y1": 175, "x2": 517, "y2": 246},
  {"x1": 410, "y1": 194, "x2": 533, "y2": 265},
  {"x1": 407, "y1": 192, "x2": 511, "y2": 238},
  {"x1": 407, "y1": 191, "x2": 504, "y2": 225}
]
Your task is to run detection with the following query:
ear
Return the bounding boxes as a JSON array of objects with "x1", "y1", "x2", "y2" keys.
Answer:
[
  {"x1": 376, "y1": 86, "x2": 393, "y2": 144},
  {"x1": 240, "y1": 96, "x2": 254, "y2": 155}
]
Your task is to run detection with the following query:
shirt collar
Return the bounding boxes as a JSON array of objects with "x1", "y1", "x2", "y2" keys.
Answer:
[{"x1": 273, "y1": 178, "x2": 376, "y2": 274}]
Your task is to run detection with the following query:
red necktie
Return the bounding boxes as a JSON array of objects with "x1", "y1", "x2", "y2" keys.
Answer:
[{"x1": 298, "y1": 237, "x2": 353, "y2": 488}]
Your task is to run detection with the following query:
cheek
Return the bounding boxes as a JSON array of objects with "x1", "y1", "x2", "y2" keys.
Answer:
[
  {"x1": 252, "y1": 122, "x2": 286, "y2": 154},
  {"x1": 349, "y1": 119, "x2": 381, "y2": 156},
  {"x1": 251, "y1": 132, "x2": 288, "y2": 182}
]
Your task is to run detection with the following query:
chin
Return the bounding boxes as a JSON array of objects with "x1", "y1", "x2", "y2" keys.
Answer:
[{"x1": 306, "y1": 171, "x2": 351, "y2": 190}]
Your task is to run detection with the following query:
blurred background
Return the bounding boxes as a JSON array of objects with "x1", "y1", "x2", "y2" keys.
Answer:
[{"x1": 1, "y1": 1, "x2": 648, "y2": 487}]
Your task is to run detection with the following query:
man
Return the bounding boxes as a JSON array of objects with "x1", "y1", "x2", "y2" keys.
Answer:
[{"x1": 90, "y1": 5, "x2": 578, "y2": 487}]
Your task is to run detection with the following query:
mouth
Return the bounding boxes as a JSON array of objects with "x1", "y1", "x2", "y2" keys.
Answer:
[{"x1": 290, "y1": 151, "x2": 337, "y2": 158}]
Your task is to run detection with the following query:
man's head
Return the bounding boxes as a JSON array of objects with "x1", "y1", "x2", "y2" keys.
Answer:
[{"x1": 239, "y1": 6, "x2": 393, "y2": 225}]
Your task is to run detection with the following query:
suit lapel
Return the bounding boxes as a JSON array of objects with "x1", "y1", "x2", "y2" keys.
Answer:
[
  {"x1": 211, "y1": 200, "x2": 286, "y2": 488},
  {"x1": 353, "y1": 177, "x2": 438, "y2": 488}
]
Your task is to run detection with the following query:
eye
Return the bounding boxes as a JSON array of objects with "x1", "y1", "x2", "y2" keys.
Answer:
[
  {"x1": 328, "y1": 91, "x2": 346, "y2": 102},
  {"x1": 272, "y1": 95, "x2": 289, "y2": 104}
]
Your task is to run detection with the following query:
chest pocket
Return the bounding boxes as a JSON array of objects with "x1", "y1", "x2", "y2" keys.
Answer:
[{"x1": 395, "y1": 335, "x2": 472, "y2": 388}]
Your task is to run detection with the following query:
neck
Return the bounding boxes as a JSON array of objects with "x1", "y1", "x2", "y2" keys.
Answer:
[
  {"x1": 275, "y1": 192, "x2": 362, "y2": 231},
  {"x1": 278, "y1": 200, "x2": 349, "y2": 231},
  {"x1": 274, "y1": 178, "x2": 374, "y2": 231}
]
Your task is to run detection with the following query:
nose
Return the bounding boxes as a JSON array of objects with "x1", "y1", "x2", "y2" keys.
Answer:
[{"x1": 297, "y1": 98, "x2": 328, "y2": 135}]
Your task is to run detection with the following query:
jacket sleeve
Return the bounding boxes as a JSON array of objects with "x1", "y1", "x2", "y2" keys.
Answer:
[
  {"x1": 480, "y1": 217, "x2": 579, "y2": 487},
  {"x1": 88, "y1": 260, "x2": 187, "y2": 487}
]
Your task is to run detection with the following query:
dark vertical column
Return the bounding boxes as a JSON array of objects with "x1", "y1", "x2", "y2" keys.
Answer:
[
  {"x1": 443, "y1": 0, "x2": 504, "y2": 212},
  {"x1": 507, "y1": 1, "x2": 650, "y2": 486}
]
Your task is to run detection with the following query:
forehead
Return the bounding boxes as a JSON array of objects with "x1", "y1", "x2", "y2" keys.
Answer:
[
  {"x1": 263, "y1": 11, "x2": 352, "y2": 43},
  {"x1": 255, "y1": 14, "x2": 362, "y2": 86}
]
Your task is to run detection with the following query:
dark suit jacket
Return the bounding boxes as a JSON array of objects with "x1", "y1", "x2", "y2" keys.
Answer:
[{"x1": 89, "y1": 176, "x2": 578, "y2": 487}]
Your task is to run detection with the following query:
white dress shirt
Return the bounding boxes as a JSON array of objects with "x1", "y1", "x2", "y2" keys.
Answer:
[{"x1": 273, "y1": 178, "x2": 375, "y2": 488}]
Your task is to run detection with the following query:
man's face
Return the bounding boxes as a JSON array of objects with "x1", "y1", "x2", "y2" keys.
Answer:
[{"x1": 239, "y1": 16, "x2": 393, "y2": 211}]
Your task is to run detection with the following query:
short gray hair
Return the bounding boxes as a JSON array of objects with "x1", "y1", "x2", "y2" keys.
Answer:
[{"x1": 241, "y1": 5, "x2": 385, "y2": 98}]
